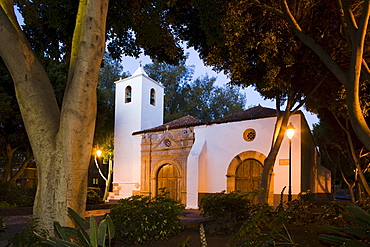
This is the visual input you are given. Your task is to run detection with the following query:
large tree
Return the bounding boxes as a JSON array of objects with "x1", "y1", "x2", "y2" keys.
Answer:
[
  {"x1": 0, "y1": 0, "x2": 109, "y2": 231},
  {"x1": 0, "y1": 0, "x2": 183, "y2": 232},
  {"x1": 250, "y1": 0, "x2": 370, "y2": 157},
  {"x1": 144, "y1": 59, "x2": 247, "y2": 122},
  {"x1": 169, "y1": 0, "x2": 331, "y2": 202},
  {"x1": 0, "y1": 58, "x2": 33, "y2": 185},
  {"x1": 306, "y1": 67, "x2": 370, "y2": 199}
]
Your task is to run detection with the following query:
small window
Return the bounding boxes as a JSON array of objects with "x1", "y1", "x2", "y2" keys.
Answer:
[
  {"x1": 243, "y1": 128, "x2": 256, "y2": 142},
  {"x1": 150, "y1": 88, "x2": 156, "y2": 106},
  {"x1": 125, "y1": 86, "x2": 132, "y2": 103}
]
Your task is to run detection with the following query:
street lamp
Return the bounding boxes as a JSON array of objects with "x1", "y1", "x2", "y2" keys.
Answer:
[
  {"x1": 286, "y1": 122, "x2": 295, "y2": 202},
  {"x1": 95, "y1": 148, "x2": 105, "y2": 178},
  {"x1": 94, "y1": 148, "x2": 113, "y2": 202},
  {"x1": 96, "y1": 149, "x2": 102, "y2": 158}
]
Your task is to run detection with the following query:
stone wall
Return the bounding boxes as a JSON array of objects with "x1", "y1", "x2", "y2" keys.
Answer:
[{"x1": 139, "y1": 127, "x2": 195, "y2": 205}]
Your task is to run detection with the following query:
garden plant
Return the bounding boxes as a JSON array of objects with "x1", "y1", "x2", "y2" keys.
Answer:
[
  {"x1": 109, "y1": 189, "x2": 185, "y2": 245},
  {"x1": 36, "y1": 207, "x2": 115, "y2": 247}
]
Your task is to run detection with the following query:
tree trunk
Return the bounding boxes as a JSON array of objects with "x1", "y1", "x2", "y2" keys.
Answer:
[
  {"x1": 258, "y1": 108, "x2": 292, "y2": 203},
  {"x1": 0, "y1": 0, "x2": 108, "y2": 232}
]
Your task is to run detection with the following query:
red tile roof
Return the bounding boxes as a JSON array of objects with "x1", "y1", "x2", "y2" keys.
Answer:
[
  {"x1": 209, "y1": 105, "x2": 277, "y2": 124},
  {"x1": 133, "y1": 115, "x2": 204, "y2": 135},
  {"x1": 133, "y1": 105, "x2": 280, "y2": 135}
]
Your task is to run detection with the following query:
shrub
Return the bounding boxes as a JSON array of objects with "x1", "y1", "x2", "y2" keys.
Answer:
[
  {"x1": 86, "y1": 187, "x2": 103, "y2": 205},
  {"x1": 318, "y1": 200, "x2": 346, "y2": 226},
  {"x1": 232, "y1": 204, "x2": 296, "y2": 246},
  {"x1": 200, "y1": 190, "x2": 258, "y2": 223},
  {"x1": 6, "y1": 218, "x2": 48, "y2": 247},
  {"x1": 356, "y1": 197, "x2": 370, "y2": 212},
  {"x1": 0, "y1": 201, "x2": 16, "y2": 208},
  {"x1": 0, "y1": 217, "x2": 5, "y2": 239},
  {"x1": 319, "y1": 204, "x2": 370, "y2": 246},
  {"x1": 36, "y1": 207, "x2": 115, "y2": 247},
  {"x1": 0, "y1": 185, "x2": 36, "y2": 207},
  {"x1": 109, "y1": 193, "x2": 185, "y2": 245},
  {"x1": 298, "y1": 189, "x2": 312, "y2": 202},
  {"x1": 283, "y1": 199, "x2": 316, "y2": 226}
]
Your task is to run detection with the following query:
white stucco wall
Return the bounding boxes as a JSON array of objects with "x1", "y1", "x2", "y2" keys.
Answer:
[
  {"x1": 112, "y1": 68, "x2": 164, "y2": 199},
  {"x1": 187, "y1": 114, "x2": 302, "y2": 208}
]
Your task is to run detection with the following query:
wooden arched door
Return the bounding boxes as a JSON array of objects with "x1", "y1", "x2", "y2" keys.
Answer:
[
  {"x1": 157, "y1": 164, "x2": 179, "y2": 201},
  {"x1": 235, "y1": 159, "x2": 263, "y2": 194}
]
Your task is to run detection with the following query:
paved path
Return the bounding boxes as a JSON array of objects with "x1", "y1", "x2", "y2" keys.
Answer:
[{"x1": 0, "y1": 208, "x2": 207, "y2": 246}]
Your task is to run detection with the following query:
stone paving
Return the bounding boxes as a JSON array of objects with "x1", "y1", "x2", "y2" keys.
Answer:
[{"x1": 0, "y1": 208, "x2": 208, "y2": 246}]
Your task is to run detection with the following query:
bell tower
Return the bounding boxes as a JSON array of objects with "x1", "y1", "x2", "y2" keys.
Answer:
[{"x1": 110, "y1": 66, "x2": 164, "y2": 200}]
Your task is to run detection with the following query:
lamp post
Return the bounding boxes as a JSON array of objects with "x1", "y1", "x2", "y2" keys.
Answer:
[
  {"x1": 94, "y1": 148, "x2": 113, "y2": 202},
  {"x1": 286, "y1": 122, "x2": 295, "y2": 202},
  {"x1": 96, "y1": 149, "x2": 102, "y2": 159}
]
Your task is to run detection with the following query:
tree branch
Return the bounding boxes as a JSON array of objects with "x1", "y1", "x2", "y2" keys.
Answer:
[
  {"x1": 251, "y1": 0, "x2": 284, "y2": 17},
  {"x1": 348, "y1": 0, "x2": 370, "y2": 89},
  {"x1": 279, "y1": 0, "x2": 348, "y2": 87},
  {"x1": 291, "y1": 72, "x2": 329, "y2": 113},
  {"x1": 0, "y1": 5, "x2": 60, "y2": 152},
  {"x1": 8, "y1": 155, "x2": 34, "y2": 183}
]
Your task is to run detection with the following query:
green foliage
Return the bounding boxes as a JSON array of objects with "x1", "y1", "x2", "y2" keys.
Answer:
[
  {"x1": 0, "y1": 185, "x2": 36, "y2": 207},
  {"x1": 6, "y1": 218, "x2": 48, "y2": 247},
  {"x1": 318, "y1": 201, "x2": 346, "y2": 226},
  {"x1": 232, "y1": 204, "x2": 296, "y2": 246},
  {"x1": 319, "y1": 204, "x2": 370, "y2": 246},
  {"x1": 86, "y1": 187, "x2": 103, "y2": 205},
  {"x1": 144, "y1": 60, "x2": 246, "y2": 123},
  {"x1": 355, "y1": 197, "x2": 370, "y2": 212},
  {"x1": 109, "y1": 193, "x2": 185, "y2": 245},
  {"x1": 200, "y1": 190, "x2": 258, "y2": 223},
  {"x1": 0, "y1": 201, "x2": 17, "y2": 208},
  {"x1": 283, "y1": 199, "x2": 316, "y2": 226},
  {"x1": 37, "y1": 207, "x2": 115, "y2": 247},
  {"x1": 176, "y1": 236, "x2": 190, "y2": 247},
  {"x1": 17, "y1": 0, "x2": 184, "y2": 64},
  {"x1": 0, "y1": 217, "x2": 5, "y2": 239}
]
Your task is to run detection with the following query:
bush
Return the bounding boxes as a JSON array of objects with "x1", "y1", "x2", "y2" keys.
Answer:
[
  {"x1": 0, "y1": 217, "x2": 5, "y2": 239},
  {"x1": 356, "y1": 197, "x2": 370, "y2": 212},
  {"x1": 86, "y1": 187, "x2": 103, "y2": 205},
  {"x1": 319, "y1": 204, "x2": 370, "y2": 246},
  {"x1": 283, "y1": 199, "x2": 316, "y2": 226},
  {"x1": 232, "y1": 204, "x2": 296, "y2": 246},
  {"x1": 0, "y1": 185, "x2": 36, "y2": 207},
  {"x1": 109, "y1": 193, "x2": 185, "y2": 245},
  {"x1": 6, "y1": 218, "x2": 48, "y2": 247},
  {"x1": 318, "y1": 200, "x2": 346, "y2": 226},
  {"x1": 37, "y1": 208, "x2": 115, "y2": 247},
  {"x1": 200, "y1": 190, "x2": 258, "y2": 223},
  {"x1": 0, "y1": 201, "x2": 16, "y2": 208}
]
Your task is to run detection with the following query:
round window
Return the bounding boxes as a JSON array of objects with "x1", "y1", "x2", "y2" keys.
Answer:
[{"x1": 243, "y1": 129, "x2": 256, "y2": 142}]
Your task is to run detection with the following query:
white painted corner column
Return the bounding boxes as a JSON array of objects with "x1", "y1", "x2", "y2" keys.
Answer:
[{"x1": 186, "y1": 139, "x2": 206, "y2": 209}]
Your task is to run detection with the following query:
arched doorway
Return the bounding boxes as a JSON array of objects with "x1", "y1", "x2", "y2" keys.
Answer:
[
  {"x1": 227, "y1": 151, "x2": 274, "y2": 205},
  {"x1": 156, "y1": 164, "x2": 179, "y2": 201},
  {"x1": 235, "y1": 159, "x2": 263, "y2": 192}
]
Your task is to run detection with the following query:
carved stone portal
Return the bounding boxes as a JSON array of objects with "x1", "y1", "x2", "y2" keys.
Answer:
[{"x1": 139, "y1": 127, "x2": 195, "y2": 205}]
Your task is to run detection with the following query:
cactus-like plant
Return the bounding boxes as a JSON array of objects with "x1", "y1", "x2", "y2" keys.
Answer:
[{"x1": 36, "y1": 207, "x2": 115, "y2": 247}]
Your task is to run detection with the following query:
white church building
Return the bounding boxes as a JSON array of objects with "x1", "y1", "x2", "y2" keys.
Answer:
[{"x1": 109, "y1": 66, "x2": 331, "y2": 207}]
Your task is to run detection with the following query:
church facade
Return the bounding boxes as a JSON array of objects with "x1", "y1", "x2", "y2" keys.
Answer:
[{"x1": 109, "y1": 67, "x2": 331, "y2": 207}]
